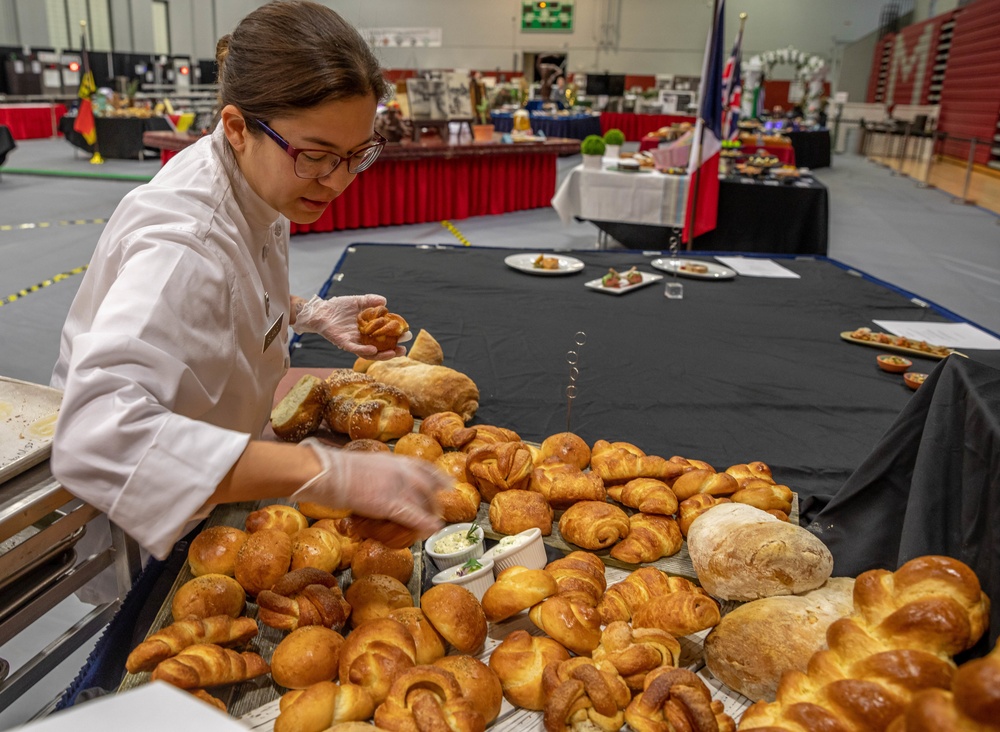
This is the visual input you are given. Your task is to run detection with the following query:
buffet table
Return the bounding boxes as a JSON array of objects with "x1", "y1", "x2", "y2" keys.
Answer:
[
  {"x1": 786, "y1": 129, "x2": 831, "y2": 169},
  {"x1": 59, "y1": 115, "x2": 173, "y2": 159},
  {"x1": 0, "y1": 103, "x2": 67, "y2": 140},
  {"x1": 599, "y1": 112, "x2": 696, "y2": 141},
  {"x1": 490, "y1": 111, "x2": 602, "y2": 139}
]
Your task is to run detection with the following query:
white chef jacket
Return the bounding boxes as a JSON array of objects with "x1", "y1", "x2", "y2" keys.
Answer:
[{"x1": 51, "y1": 124, "x2": 291, "y2": 560}]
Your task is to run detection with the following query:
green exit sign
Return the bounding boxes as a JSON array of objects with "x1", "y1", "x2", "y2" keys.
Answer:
[{"x1": 521, "y1": 1, "x2": 574, "y2": 32}]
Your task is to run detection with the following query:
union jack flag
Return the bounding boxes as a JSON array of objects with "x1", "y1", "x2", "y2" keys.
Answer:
[{"x1": 721, "y1": 22, "x2": 744, "y2": 139}]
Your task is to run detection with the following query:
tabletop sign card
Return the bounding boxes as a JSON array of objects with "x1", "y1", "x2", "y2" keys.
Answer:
[
  {"x1": 714, "y1": 256, "x2": 802, "y2": 279},
  {"x1": 872, "y1": 320, "x2": 1000, "y2": 350}
]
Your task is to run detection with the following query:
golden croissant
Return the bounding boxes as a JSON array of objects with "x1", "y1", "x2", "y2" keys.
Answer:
[
  {"x1": 126, "y1": 615, "x2": 258, "y2": 674},
  {"x1": 150, "y1": 643, "x2": 269, "y2": 689}
]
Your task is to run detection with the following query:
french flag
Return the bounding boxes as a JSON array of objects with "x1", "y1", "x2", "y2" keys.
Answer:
[{"x1": 683, "y1": 0, "x2": 725, "y2": 243}]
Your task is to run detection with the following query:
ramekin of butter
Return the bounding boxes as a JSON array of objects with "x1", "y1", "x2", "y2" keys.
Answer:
[
  {"x1": 481, "y1": 527, "x2": 546, "y2": 575},
  {"x1": 431, "y1": 556, "x2": 495, "y2": 601},
  {"x1": 424, "y1": 522, "x2": 485, "y2": 571}
]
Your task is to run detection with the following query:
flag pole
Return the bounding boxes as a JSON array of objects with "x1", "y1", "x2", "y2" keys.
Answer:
[
  {"x1": 685, "y1": 0, "x2": 721, "y2": 250},
  {"x1": 79, "y1": 19, "x2": 104, "y2": 164}
]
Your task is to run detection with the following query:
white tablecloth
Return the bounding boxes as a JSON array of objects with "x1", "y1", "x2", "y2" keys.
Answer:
[{"x1": 551, "y1": 161, "x2": 689, "y2": 227}]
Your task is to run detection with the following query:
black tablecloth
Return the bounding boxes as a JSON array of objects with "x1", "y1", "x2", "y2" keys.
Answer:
[
  {"x1": 58, "y1": 115, "x2": 172, "y2": 159},
  {"x1": 589, "y1": 176, "x2": 829, "y2": 255},
  {"x1": 787, "y1": 129, "x2": 831, "y2": 169},
  {"x1": 292, "y1": 245, "x2": 1000, "y2": 513},
  {"x1": 491, "y1": 113, "x2": 602, "y2": 140},
  {"x1": 0, "y1": 124, "x2": 15, "y2": 167}
]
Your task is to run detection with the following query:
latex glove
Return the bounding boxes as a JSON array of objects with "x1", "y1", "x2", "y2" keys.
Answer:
[
  {"x1": 292, "y1": 294, "x2": 412, "y2": 360},
  {"x1": 293, "y1": 438, "x2": 447, "y2": 537}
]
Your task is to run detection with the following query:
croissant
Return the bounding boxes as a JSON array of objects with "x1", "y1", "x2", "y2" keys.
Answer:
[
  {"x1": 488, "y1": 629, "x2": 571, "y2": 711},
  {"x1": 632, "y1": 591, "x2": 722, "y2": 638},
  {"x1": 590, "y1": 440, "x2": 683, "y2": 485},
  {"x1": 356, "y1": 305, "x2": 409, "y2": 352},
  {"x1": 529, "y1": 460, "x2": 606, "y2": 509},
  {"x1": 462, "y1": 424, "x2": 521, "y2": 453},
  {"x1": 592, "y1": 621, "x2": 681, "y2": 692},
  {"x1": 739, "y1": 555, "x2": 991, "y2": 732},
  {"x1": 481, "y1": 566, "x2": 559, "y2": 623},
  {"x1": 625, "y1": 667, "x2": 736, "y2": 732},
  {"x1": 730, "y1": 482, "x2": 794, "y2": 514},
  {"x1": 671, "y1": 469, "x2": 739, "y2": 501},
  {"x1": 887, "y1": 639, "x2": 1000, "y2": 732},
  {"x1": 541, "y1": 656, "x2": 632, "y2": 732},
  {"x1": 678, "y1": 494, "x2": 731, "y2": 537},
  {"x1": 150, "y1": 643, "x2": 269, "y2": 689},
  {"x1": 275, "y1": 682, "x2": 375, "y2": 732},
  {"x1": 617, "y1": 478, "x2": 679, "y2": 516},
  {"x1": 188, "y1": 689, "x2": 227, "y2": 712},
  {"x1": 126, "y1": 615, "x2": 259, "y2": 674},
  {"x1": 420, "y1": 411, "x2": 477, "y2": 449},
  {"x1": 488, "y1": 489, "x2": 553, "y2": 536},
  {"x1": 374, "y1": 665, "x2": 485, "y2": 732},
  {"x1": 256, "y1": 568, "x2": 351, "y2": 632},
  {"x1": 545, "y1": 551, "x2": 607, "y2": 606},
  {"x1": 598, "y1": 567, "x2": 706, "y2": 625},
  {"x1": 290, "y1": 526, "x2": 343, "y2": 574},
  {"x1": 245, "y1": 504, "x2": 309, "y2": 536},
  {"x1": 725, "y1": 461, "x2": 774, "y2": 487},
  {"x1": 466, "y1": 441, "x2": 534, "y2": 502},
  {"x1": 610, "y1": 513, "x2": 684, "y2": 564},
  {"x1": 529, "y1": 595, "x2": 603, "y2": 656},
  {"x1": 324, "y1": 370, "x2": 414, "y2": 442},
  {"x1": 436, "y1": 481, "x2": 481, "y2": 523},
  {"x1": 338, "y1": 617, "x2": 417, "y2": 705},
  {"x1": 668, "y1": 455, "x2": 716, "y2": 475},
  {"x1": 558, "y1": 500, "x2": 630, "y2": 550},
  {"x1": 538, "y1": 432, "x2": 592, "y2": 470}
]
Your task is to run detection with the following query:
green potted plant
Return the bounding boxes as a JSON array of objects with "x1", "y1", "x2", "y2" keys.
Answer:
[
  {"x1": 603, "y1": 128, "x2": 625, "y2": 158},
  {"x1": 473, "y1": 95, "x2": 495, "y2": 142},
  {"x1": 580, "y1": 134, "x2": 606, "y2": 169}
]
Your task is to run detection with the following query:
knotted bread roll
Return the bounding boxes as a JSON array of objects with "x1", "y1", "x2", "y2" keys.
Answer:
[
  {"x1": 343, "y1": 573, "x2": 413, "y2": 628},
  {"x1": 387, "y1": 607, "x2": 446, "y2": 665},
  {"x1": 324, "y1": 370, "x2": 414, "y2": 442},
  {"x1": 275, "y1": 682, "x2": 375, "y2": 732},
  {"x1": 466, "y1": 441, "x2": 534, "y2": 502},
  {"x1": 624, "y1": 667, "x2": 735, "y2": 732},
  {"x1": 338, "y1": 617, "x2": 416, "y2": 705},
  {"x1": 592, "y1": 621, "x2": 681, "y2": 693},
  {"x1": 545, "y1": 551, "x2": 607, "y2": 607},
  {"x1": 541, "y1": 656, "x2": 631, "y2": 732},
  {"x1": 433, "y1": 655, "x2": 504, "y2": 724},
  {"x1": 421, "y1": 583, "x2": 488, "y2": 654},
  {"x1": 356, "y1": 305, "x2": 408, "y2": 352},
  {"x1": 529, "y1": 595, "x2": 603, "y2": 656},
  {"x1": 373, "y1": 665, "x2": 485, "y2": 732},
  {"x1": 256, "y1": 567, "x2": 351, "y2": 632},
  {"x1": 245, "y1": 504, "x2": 309, "y2": 536},
  {"x1": 489, "y1": 630, "x2": 571, "y2": 711},
  {"x1": 420, "y1": 411, "x2": 477, "y2": 449},
  {"x1": 529, "y1": 459, "x2": 606, "y2": 509}
]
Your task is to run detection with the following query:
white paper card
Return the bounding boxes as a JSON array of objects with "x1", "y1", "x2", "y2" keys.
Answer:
[
  {"x1": 714, "y1": 256, "x2": 801, "y2": 279},
  {"x1": 872, "y1": 320, "x2": 1000, "y2": 350}
]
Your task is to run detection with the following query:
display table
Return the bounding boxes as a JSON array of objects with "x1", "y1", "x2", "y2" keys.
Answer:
[
  {"x1": 490, "y1": 111, "x2": 602, "y2": 139},
  {"x1": 599, "y1": 112, "x2": 696, "y2": 141},
  {"x1": 637, "y1": 138, "x2": 797, "y2": 167},
  {"x1": 59, "y1": 115, "x2": 173, "y2": 159},
  {"x1": 0, "y1": 103, "x2": 67, "y2": 140},
  {"x1": 786, "y1": 129, "x2": 831, "y2": 169}
]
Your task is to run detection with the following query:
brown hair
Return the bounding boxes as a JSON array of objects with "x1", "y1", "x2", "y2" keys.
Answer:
[{"x1": 215, "y1": 1, "x2": 389, "y2": 131}]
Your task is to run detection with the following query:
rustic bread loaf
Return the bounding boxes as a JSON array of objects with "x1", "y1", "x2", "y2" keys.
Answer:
[
  {"x1": 366, "y1": 357, "x2": 479, "y2": 422},
  {"x1": 270, "y1": 373, "x2": 328, "y2": 442}
]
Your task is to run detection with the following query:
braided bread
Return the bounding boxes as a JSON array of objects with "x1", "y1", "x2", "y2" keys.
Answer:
[
  {"x1": 671, "y1": 469, "x2": 739, "y2": 501},
  {"x1": 150, "y1": 643, "x2": 269, "y2": 689},
  {"x1": 610, "y1": 513, "x2": 684, "y2": 564},
  {"x1": 617, "y1": 478, "x2": 679, "y2": 516},
  {"x1": 324, "y1": 370, "x2": 414, "y2": 442},
  {"x1": 558, "y1": 500, "x2": 630, "y2": 550},
  {"x1": 276, "y1": 682, "x2": 375, "y2": 732},
  {"x1": 374, "y1": 665, "x2": 485, "y2": 732},
  {"x1": 591, "y1": 441, "x2": 684, "y2": 485},
  {"x1": 488, "y1": 630, "x2": 571, "y2": 710},
  {"x1": 598, "y1": 567, "x2": 705, "y2": 625},
  {"x1": 466, "y1": 442, "x2": 534, "y2": 502},
  {"x1": 625, "y1": 667, "x2": 736, "y2": 732},
  {"x1": 725, "y1": 461, "x2": 774, "y2": 487},
  {"x1": 739, "y1": 555, "x2": 991, "y2": 732},
  {"x1": 481, "y1": 566, "x2": 559, "y2": 622},
  {"x1": 256, "y1": 568, "x2": 351, "y2": 632},
  {"x1": 541, "y1": 656, "x2": 631, "y2": 732},
  {"x1": 338, "y1": 617, "x2": 417, "y2": 705},
  {"x1": 529, "y1": 595, "x2": 603, "y2": 656},
  {"x1": 356, "y1": 305, "x2": 409, "y2": 352},
  {"x1": 420, "y1": 411, "x2": 477, "y2": 449},
  {"x1": 546, "y1": 551, "x2": 607, "y2": 606},
  {"x1": 529, "y1": 460, "x2": 606, "y2": 509},
  {"x1": 592, "y1": 620, "x2": 681, "y2": 692},
  {"x1": 126, "y1": 615, "x2": 258, "y2": 674},
  {"x1": 668, "y1": 455, "x2": 716, "y2": 475}
]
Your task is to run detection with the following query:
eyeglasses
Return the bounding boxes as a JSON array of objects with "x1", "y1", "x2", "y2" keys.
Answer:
[{"x1": 253, "y1": 119, "x2": 386, "y2": 179}]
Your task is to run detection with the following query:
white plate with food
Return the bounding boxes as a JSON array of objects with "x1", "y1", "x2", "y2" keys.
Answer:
[
  {"x1": 504, "y1": 252, "x2": 586, "y2": 276},
  {"x1": 650, "y1": 258, "x2": 737, "y2": 280},
  {"x1": 585, "y1": 267, "x2": 663, "y2": 295}
]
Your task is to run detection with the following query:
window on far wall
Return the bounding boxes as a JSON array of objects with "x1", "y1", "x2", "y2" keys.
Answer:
[{"x1": 152, "y1": 0, "x2": 170, "y2": 56}]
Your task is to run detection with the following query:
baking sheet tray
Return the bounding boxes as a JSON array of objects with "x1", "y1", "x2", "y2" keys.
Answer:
[
  {"x1": 0, "y1": 511, "x2": 86, "y2": 592},
  {"x1": 0, "y1": 549, "x2": 76, "y2": 624},
  {"x1": 0, "y1": 376, "x2": 62, "y2": 485}
]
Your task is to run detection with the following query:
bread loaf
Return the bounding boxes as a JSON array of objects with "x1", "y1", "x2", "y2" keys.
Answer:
[
  {"x1": 171, "y1": 574, "x2": 246, "y2": 621},
  {"x1": 541, "y1": 656, "x2": 631, "y2": 732},
  {"x1": 739, "y1": 556, "x2": 991, "y2": 731},
  {"x1": 420, "y1": 412, "x2": 477, "y2": 449},
  {"x1": 234, "y1": 528, "x2": 293, "y2": 597},
  {"x1": 338, "y1": 617, "x2": 416, "y2": 705},
  {"x1": 256, "y1": 567, "x2": 351, "y2": 632},
  {"x1": 324, "y1": 370, "x2": 414, "y2": 442},
  {"x1": 591, "y1": 621, "x2": 681, "y2": 692},
  {"x1": 387, "y1": 607, "x2": 446, "y2": 665},
  {"x1": 290, "y1": 526, "x2": 343, "y2": 574},
  {"x1": 481, "y1": 566, "x2": 559, "y2": 622},
  {"x1": 343, "y1": 573, "x2": 413, "y2": 628},
  {"x1": 365, "y1": 357, "x2": 479, "y2": 423},
  {"x1": 351, "y1": 539, "x2": 413, "y2": 584},
  {"x1": 558, "y1": 500, "x2": 630, "y2": 550},
  {"x1": 529, "y1": 595, "x2": 603, "y2": 656},
  {"x1": 392, "y1": 432, "x2": 443, "y2": 462},
  {"x1": 270, "y1": 374, "x2": 327, "y2": 442},
  {"x1": 488, "y1": 489, "x2": 553, "y2": 536},
  {"x1": 126, "y1": 615, "x2": 258, "y2": 674},
  {"x1": 546, "y1": 551, "x2": 607, "y2": 606},
  {"x1": 624, "y1": 667, "x2": 736, "y2": 732},
  {"x1": 466, "y1": 442, "x2": 533, "y2": 502},
  {"x1": 704, "y1": 577, "x2": 856, "y2": 702},
  {"x1": 687, "y1": 503, "x2": 833, "y2": 600},
  {"x1": 489, "y1": 630, "x2": 571, "y2": 711},
  {"x1": 245, "y1": 505, "x2": 309, "y2": 536},
  {"x1": 373, "y1": 665, "x2": 485, "y2": 732},
  {"x1": 421, "y1": 583, "x2": 488, "y2": 654},
  {"x1": 187, "y1": 527, "x2": 247, "y2": 577},
  {"x1": 436, "y1": 481, "x2": 481, "y2": 524},
  {"x1": 433, "y1": 655, "x2": 504, "y2": 724},
  {"x1": 271, "y1": 625, "x2": 345, "y2": 689},
  {"x1": 357, "y1": 305, "x2": 409, "y2": 352},
  {"x1": 616, "y1": 478, "x2": 679, "y2": 516},
  {"x1": 529, "y1": 460, "x2": 606, "y2": 509},
  {"x1": 150, "y1": 643, "x2": 269, "y2": 689},
  {"x1": 538, "y1": 432, "x2": 591, "y2": 470},
  {"x1": 590, "y1": 440, "x2": 683, "y2": 485},
  {"x1": 275, "y1": 682, "x2": 375, "y2": 732},
  {"x1": 609, "y1": 513, "x2": 683, "y2": 564}
]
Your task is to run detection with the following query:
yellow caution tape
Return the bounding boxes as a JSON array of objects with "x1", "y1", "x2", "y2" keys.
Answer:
[
  {"x1": 440, "y1": 220, "x2": 472, "y2": 247},
  {"x1": 0, "y1": 265, "x2": 89, "y2": 307},
  {"x1": 0, "y1": 218, "x2": 107, "y2": 232}
]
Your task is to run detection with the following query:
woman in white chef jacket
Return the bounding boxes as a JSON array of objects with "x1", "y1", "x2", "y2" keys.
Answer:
[{"x1": 49, "y1": 0, "x2": 448, "y2": 565}]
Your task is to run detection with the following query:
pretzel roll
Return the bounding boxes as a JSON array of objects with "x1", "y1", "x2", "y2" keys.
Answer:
[
  {"x1": 188, "y1": 526, "x2": 247, "y2": 577},
  {"x1": 351, "y1": 540, "x2": 413, "y2": 584},
  {"x1": 489, "y1": 630, "x2": 571, "y2": 711},
  {"x1": 434, "y1": 655, "x2": 504, "y2": 724},
  {"x1": 489, "y1": 489, "x2": 553, "y2": 536},
  {"x1": 256, "y1": 567, "x2": 351, "y2": 632},
  {"x1": 725, "y1": 461, "x2": 774, "y2": 487},
  {"x1": 421, "y1": 584, "x2": 488, "y2": 654},
  {"x1": 481, "y1": 566, "x2": 559, "y2": 623},
  {"x1": 466, "y1": 442, "x2": 534, "y2": 502},
  {"x1": 592, "y1": 621, "x2": 681, "y2": 692},
  {"x1": 436, "y1": 481, "x2": 481, "y2": 524},
  {"x1": 558, "y1": 501, "x2": 630, "y2": 551},
  {"x1": 670, "y1": 469, "x2": 739, "y2": 501},
  {"x1": 529, "y1": 460, "x2": 606, "y2": 510},
  {"x1": 420, "y1": 411, "x2": 477, "y2": 449},
  {"x1": 538, "y1": 432, "x2": 592, "y2": 470},
  {"x1": 290, "y1": 526, "x2": 343, "y2": 574},
  {"x1": 171, "y1": 574, "x2": 246, "y2": 621},
  {"x1": 387, "y1": 607, "x2": 447, "y2": 665},
  {"x1": 275, "y1": 682, "x2": 375, "y2": 732},
  {"x1": 434, "y1": 451, "x2": 470, "y2": 482},
  {"x1": 545, "y1": 551, "x2": 607, "y2": 607},
  {"x1": 609, "y1": 513, "x2": 684, "y2": 565},
  {"x1": 338, "y1": 617, "x2": 416, "y2": 705},
  {"x1": 677, "y1": 494, "x2": 731, "y2": 537},
  {"x1": 374, "y1": 665, "x2": 485, "y2": 732},
  {"x1": 344, "y1": 573, "x2": 414, "y2": 628},
  {"x1": 342, "y1": 438, "x2": 392, "y2": 453},
  {"x1": 357, "y1": 305, "x2": 409, "y2": 352},
  {"x1": 271, "y1": 626, "x2": 345, "y2": 689},
  {"x1": 529, "y1": 595, "x2": 603, "y2": 656},
  {"x1": 245, "y1": 505, "x2": 309, "y2": 536},
  {"x1": 234, "y1": 528, "x2": 293, "y2": 596},
  {"x1": 731, "y1": 482, "x2": 794, "y2": 514},
  {"x1": 393, "y1": 432, "x2": 443, "y2": 462}
]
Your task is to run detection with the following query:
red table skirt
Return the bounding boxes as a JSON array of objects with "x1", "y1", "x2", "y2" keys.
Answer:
[
  {"x1": 599, "y1": 113, "x2": 696, "y2": 142},
  {"x1": 0, "y1": 104, "x2": 67, "y2": 140},
  {"x1": 290, "y1": 152, "x2": 557, "y2": 234}
]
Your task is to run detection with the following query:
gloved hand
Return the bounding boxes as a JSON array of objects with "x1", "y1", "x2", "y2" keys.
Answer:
[
  {"x1": 293, "y1": 438, "x2": 447, "y2": 537},
  {"x1": 292, "y1": 293, "x2": 411, "y2": 360}
]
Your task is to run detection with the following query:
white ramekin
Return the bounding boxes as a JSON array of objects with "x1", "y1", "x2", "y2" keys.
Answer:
[
  {"x1": 424, "y1": 522, "x2": 485, "y2": 571},
  {"x1": 431, "y1": 557, "x2": 496, "y2": 601},
  {"x1": 482, "y1": 527, "x2": 546, "y2": 575}
]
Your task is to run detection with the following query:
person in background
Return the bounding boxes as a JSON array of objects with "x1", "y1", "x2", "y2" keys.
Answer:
[{"x1": 50, "y1": 0, "x2": 448, "y2": 571}]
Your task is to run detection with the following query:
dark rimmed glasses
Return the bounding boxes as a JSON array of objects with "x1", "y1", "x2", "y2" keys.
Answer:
[{"x1": 254, "y1": 119, "x2": 386, "y2": 179}]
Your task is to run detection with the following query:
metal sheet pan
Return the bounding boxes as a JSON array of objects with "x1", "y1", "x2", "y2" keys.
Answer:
[
  {"x1": 0, "y1": 376, "x2": 62, "y2": 486},
  {"x1": 0, "y1": 511, "x2": 86, "y2": 592},
  {"x1": 0, "y1": 549, "x2": 76, "y2": 624}
]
